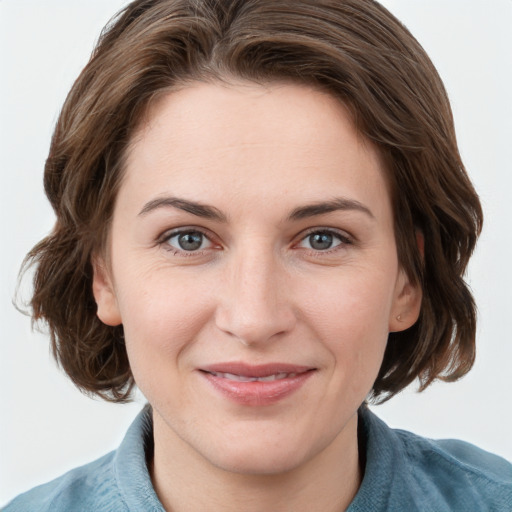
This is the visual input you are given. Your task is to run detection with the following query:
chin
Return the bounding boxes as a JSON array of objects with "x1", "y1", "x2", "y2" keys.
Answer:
[
  {"x1": 192, "y1": 422, "x2": 328, "y2": 477},
  {"x1": 208, "y1": 444, "x2": 309, "y2": 476}
]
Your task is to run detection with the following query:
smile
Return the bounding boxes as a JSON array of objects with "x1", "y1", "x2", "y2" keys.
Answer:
[
  {"x1": 199, "y1": 363, "x2": 316, "y2": 406},
  {"x1": 206, "y1": 371, "x2": 298, "y2": 382}
]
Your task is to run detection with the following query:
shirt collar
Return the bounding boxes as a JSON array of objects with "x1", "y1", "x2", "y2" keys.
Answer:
[
  {"x1": 113, "y1": 404, "x2": 164, "y2": 510},
  {"x1": 112, "y1": 403, "x2": 410, "y2": 511}
]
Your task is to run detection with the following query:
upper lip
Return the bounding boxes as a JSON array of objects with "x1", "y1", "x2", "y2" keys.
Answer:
[{"x1": 200, "y1": 362, "x2": 314, "y2": 378}]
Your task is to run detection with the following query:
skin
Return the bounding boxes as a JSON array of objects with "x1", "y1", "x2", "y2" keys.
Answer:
[{"x1": 93, "y1": 82, "x2": 421, "y2": 512}]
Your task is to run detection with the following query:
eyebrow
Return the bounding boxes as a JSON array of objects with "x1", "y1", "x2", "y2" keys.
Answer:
[
  {"x1": 138, "y1": 196, "x2": 373, "y2": 223},
  {"x1": 288, "y1": 198, "x2": 374, "y2": 221},
  {"x1": 138, "y1": 197, "x2": 227, "y2": 222}
]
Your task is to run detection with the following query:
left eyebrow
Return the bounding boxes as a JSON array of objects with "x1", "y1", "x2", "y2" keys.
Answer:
[{"x1": 288, "y1": 198, "x2": 374, "y2": 221}]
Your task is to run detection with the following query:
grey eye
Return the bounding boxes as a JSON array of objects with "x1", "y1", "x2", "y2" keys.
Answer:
[
  {"x1": 297, "y1": 230, "x2": 346, "y2": 251},
  {"x1": 178, "y1": 232, "x2": 203, "y2": 250},
  {"x1": 167, "y1": 231, "x2": 208, "y2": 251},
  {"x1": 308, "y1": 232, "x2": 335, "y2": 250}
]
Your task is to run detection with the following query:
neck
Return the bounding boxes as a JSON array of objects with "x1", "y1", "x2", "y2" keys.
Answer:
[{"x1": 150, "y1": 411, "x2": 362, "y2": 512}]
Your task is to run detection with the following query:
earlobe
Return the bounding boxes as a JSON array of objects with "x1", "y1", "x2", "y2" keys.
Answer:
[
  {"x1": 388, "y1": 269, "x2": 422, "y2": 333},
  {"x1": 91, "y1": 256, "x2": 122, "y2": 326}
]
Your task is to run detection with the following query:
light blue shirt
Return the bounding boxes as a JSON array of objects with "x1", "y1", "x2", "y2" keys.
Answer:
[{"x1": 4, "y1": 404, "x2": 512, "y2": 511}]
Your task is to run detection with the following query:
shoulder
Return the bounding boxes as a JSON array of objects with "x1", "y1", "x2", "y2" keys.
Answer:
[
  {"x1": 2, "y1": 451, "x2": 127, "y2": 512},
  {"x1": 3, "y1": 405, "x2": 163, "y2": 512},
  {"x1": 352, "y1": 407, "x2": 512, "y2": 511},
  {"x1": 397, "y1": 427, "x2": 512, "y2": 481},
  {"x1": 393, "y1": 426, "x2": 512, "y2": 509}
]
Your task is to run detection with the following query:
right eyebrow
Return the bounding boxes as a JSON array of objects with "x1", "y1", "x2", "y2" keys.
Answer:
[{"x1": 138, "y1": 197, "x2": 227, "y2": 222}]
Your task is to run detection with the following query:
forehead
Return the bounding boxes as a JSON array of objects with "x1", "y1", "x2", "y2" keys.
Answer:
[
  {"x1": 128, "y1": 81, "x2": 371, "y2": 158},
  {"x1": 121, "y1": 81, "x2": 390, "y2": 218}
]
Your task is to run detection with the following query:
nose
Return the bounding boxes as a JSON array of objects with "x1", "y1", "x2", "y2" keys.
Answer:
[{"x1": 214, "y1": 246, "x2": 296, "y2": 346}]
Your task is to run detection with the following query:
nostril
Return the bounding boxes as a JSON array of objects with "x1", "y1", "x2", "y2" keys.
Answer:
[{"x1": 214, "y1": 307, "x2": 296, "y2": 346}]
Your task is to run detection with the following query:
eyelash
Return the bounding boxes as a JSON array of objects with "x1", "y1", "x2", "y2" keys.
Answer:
[
  {"x1": 157, "y1": 227, "x2": 353, "y2": 257},
  {"x1": 159, "y1": 228, "x2": 217, "y2": 256},
  {"x1": 296, "y1": 228, "x2": 353, "y2": 255}
]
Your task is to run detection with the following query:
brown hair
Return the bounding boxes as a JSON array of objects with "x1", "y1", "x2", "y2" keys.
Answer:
[{"x1": 23, "y1": 0, "x2": 482, "y2": 403}]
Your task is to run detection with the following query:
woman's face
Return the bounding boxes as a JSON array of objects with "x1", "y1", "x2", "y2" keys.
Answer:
[{"x1": 93, "y1": 82, "x2": 420, "y2": 475}]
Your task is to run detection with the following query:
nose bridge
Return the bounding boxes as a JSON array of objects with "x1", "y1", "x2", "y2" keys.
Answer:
[{"x1": 215, "y1": 239, "x2": 295, "y2": 345}]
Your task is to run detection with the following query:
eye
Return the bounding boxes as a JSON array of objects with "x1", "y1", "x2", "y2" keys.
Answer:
[
  {"x1": 165, "y1": 230, "x2": 212, "y2": 252},
  {"x1": 297, "y1": 230, "x2": 349, "y2": 251}
]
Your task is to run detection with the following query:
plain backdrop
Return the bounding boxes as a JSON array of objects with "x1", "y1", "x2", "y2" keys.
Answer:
[{"x1": 1, "y1": 0, "x2": 511, "y2": 505}]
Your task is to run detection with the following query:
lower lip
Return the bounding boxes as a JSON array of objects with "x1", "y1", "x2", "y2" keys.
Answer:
[{"x1": 200, "y1": 371, "x2": 315, "y2": 406}]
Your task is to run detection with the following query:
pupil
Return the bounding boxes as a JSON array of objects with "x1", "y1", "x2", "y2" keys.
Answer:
[
  {"x1": 310, "y1": 233, "x2": 333, "y2": 250},
  {"x1": 178, "y1": 232, "x2": 202, "y2": 251}
]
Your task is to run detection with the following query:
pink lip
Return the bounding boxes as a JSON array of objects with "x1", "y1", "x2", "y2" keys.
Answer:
[{"x1": 198, "y1": 362, "x2": 316, "y2": 406}]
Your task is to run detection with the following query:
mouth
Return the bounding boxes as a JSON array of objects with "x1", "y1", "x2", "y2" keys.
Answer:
[
  {"x1": 198, "y1": 363, "x2": 316, "y2": 406},
  {"x1": 205, "y1": 371, "x2": 301, "y2": 382}
]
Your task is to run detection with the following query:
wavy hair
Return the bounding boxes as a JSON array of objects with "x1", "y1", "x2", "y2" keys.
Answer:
[{"x1": 22, "y1": 0, "x2": 483, "y2": 402}]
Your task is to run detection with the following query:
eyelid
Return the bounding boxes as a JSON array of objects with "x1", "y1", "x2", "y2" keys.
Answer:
[
  {"x1": 298, "y1": 227, "x2": 353, "y2": 242},
  {"x1": 158, "y1": 226, "x2": 220, "y2": 254},
  {"x1": 294, "y1": 227, "x2": 354, "y2": 251},
  {"x1": 156, "y1": 225, "x2": 354, "y2": 255}
]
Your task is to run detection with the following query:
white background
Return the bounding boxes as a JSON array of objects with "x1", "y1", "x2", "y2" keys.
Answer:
[{"x1": 1, "y1": 0, "x2": 511, "y2": 505}]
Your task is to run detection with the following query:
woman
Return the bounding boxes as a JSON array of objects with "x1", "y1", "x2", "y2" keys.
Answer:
[{"x1": 4, "y1": 0, "x2": 511, "y2": 510}]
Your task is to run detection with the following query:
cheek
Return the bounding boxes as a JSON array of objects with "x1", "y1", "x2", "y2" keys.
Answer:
[
  {"x1": 301, "y1": 268, "x2": 394, "y2": 336},
  {"x1": 299, "y1": 268, "x2": 394, "y2": 380},
  {"x1": 113, "y1": 269, "x2": 215, "y2": 373},
  {"x1": 117, "y1": 277, "x2": 217, "y2": 413}
]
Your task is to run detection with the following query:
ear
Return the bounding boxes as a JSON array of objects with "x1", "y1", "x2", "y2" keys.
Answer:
[
  {"x1": 388, "y1": 267, "x2": 422, "y2": 333},
  {"x1": 91, "y1": 256, "x2": 122, "y2": 326}
]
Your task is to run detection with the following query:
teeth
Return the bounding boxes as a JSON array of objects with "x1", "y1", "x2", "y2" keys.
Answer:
[{"x1": 211, "y1": 371, "x2": 297, "y2": 382}]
